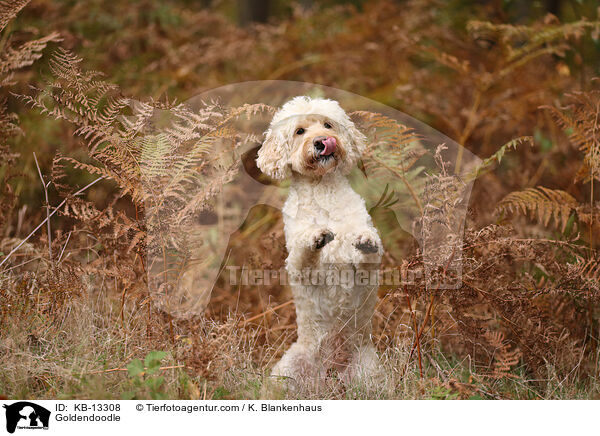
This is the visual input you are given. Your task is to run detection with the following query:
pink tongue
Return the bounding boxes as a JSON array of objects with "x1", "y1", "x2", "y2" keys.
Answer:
[{"x1": 321, "y1": 136, "x2": 337, "y2": 156}]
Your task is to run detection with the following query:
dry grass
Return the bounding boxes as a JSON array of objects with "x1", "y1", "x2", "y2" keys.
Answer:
[{"x1": 2, "y1": 264, "x2": 599, "y2": 400}]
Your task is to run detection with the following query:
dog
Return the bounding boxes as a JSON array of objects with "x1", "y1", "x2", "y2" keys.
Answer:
[{"x1": 257, "y1": 96, "x2": 382, "y2": 387}]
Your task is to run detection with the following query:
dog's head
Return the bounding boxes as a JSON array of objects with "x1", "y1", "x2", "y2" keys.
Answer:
[{"x1": 257, "y1": 96, "x2": 366, "y2": 180}]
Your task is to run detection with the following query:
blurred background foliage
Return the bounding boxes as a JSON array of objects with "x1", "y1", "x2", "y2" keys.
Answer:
[{"x1": 3, "y1": 0, "x2": 599, "y2": 214}]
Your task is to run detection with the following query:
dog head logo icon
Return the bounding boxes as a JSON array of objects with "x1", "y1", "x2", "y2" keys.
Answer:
[{"x1": 3, "y1": 402, "x2": 50, "y2": 433}]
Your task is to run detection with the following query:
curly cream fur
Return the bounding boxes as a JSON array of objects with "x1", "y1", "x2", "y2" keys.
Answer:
[{"x1": 257, "y1": 96, "x2": 382, "y2": 388}]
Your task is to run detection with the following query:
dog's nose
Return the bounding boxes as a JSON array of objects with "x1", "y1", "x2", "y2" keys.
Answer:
[
  {"x1": 313, "y1": 136, "x2": 327, "y2": 153},
  {"x1": 313, "y1": 136, "x2": 336, "y2": 156}
]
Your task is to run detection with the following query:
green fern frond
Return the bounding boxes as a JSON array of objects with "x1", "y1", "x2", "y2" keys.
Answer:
[
  {"x1": 139, "y1": 134, "x2": 173, "y2": 180},
  {"x1": 469, "y1": 136, "x2": 532, "y2": 180},
  {"x1": 468, "y1": 18, "x2": 599, "y2": 62}
]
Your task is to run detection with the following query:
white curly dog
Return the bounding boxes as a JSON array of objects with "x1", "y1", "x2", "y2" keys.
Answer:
[{"x1": 257, "y1": 96, "x2": 382, "y2": 387}]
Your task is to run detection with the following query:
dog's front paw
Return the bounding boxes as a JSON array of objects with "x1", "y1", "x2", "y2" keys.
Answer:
[
  {"x1": 353, "y1": 233, "x2": 381, "y2": 254},
  {"x1": 312, "y1": 230, "x2": 334, "y2": 251}
]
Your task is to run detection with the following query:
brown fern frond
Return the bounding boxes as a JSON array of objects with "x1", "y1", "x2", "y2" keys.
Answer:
[
  {"x1": 543, "y1": 89, "x2": 600, "y2": 184},
  {"x1": 0, "y1": 0, "x2": 29, "y2": 32},
  {"x1": 496, "y1": 187, "x2": 578, "y2": 232},
  {"x1": 572, "y1": 258, "x2": 600, "y2": 282},
  {"x1": 0, "y1": 0, "x2": 59, "y2": 241},
  {"x1": 351, "y1": 110, "x2": 425, "y2": 173},
  {"x1": 483, "y1": 330, "x2": 522, "y2": 379},
  {"x1": 224, "y1": 102, "x2": 275, "y2": 121},
  {"x1": 0, "y1": 32, "x2": 61, "y2": 85},
  {"x1": 59, "y1": 156, "x2": 114, "y2": 181},
  {"x1": 49, "y1": 152, "x2": 70, "y2": 194},
  {"x1": 0, "y1": 98, "x2": 19, "y2": 137}
]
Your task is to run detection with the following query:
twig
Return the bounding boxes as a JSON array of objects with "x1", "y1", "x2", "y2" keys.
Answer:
[
  {"x1": 402, "y1": 288, "x2": 436, "y2": 380},
  {"x1": 33, "y1": 152, "x2": 52, "y2": 261},
  {"x1": 1, "y1": 256, "x2": 43, "y2": 272},
  {"x1": 0, "y1": 176, "x2": 106, "y2": 268},
  {"x1": 405, "y1": 289, "x2": 423, "y2": 378},
  {"x1": 239, "y1": 300, "x2": 294, "y2": 326},
  {"x1": 57, "y1": 231, "x2": 72, "y2": 263},
  {"x1": 86, "y1": 365, "x2": 186, "y2": 375}
]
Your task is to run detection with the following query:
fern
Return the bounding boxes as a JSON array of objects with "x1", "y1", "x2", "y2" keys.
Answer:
[
  {"x1": 1, "y1": 0, "x2": 59, "y2": 131},
  {"x1": 351, "y1": 110, "x2": 427, "y2": 214},
  {"x1": 572, "y1": 258, "x2": 600, "y2": 282},
  {"x1": 468, "y1": 17, "x2": 599, "y2": 64},
  {"x1": 0, "y1": 0, "x2": 29, "y2": 32},
  {"x1": 23, "y1": 48, "x2": 285, "y2": 317},
  {"x1": 497, "y1": 86, "x2": 600, "y2": 237},
  {"x1": 1, "y1": 0, "x2": 60, "y2": 87},
  {"x1": 484, "y1": 330, "x2": 521, "y2": 380},
  {"x1": 496, "y1": 187, "x2": 578, "y2": 233},
  {"x1": 0, "y1": 0, "x2": 58, "y2": 235},
  {"x1": 469, "y1": 136, "x2": 532, "y2": 180},
  {"x1": 543, "y1": 89, "x2": 600, "y2": 184}
]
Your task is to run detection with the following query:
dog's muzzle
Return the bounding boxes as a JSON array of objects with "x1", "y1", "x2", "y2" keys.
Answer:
[{"x1": 313, "y1": 136, "x2": 337, "y2": 156}]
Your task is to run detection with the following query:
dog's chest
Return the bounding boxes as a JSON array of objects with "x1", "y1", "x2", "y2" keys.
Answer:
[{"x1": 283, "y1": 177, "x2": 365, "y2": 227}]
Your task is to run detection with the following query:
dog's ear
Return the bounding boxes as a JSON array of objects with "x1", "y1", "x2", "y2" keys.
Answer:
[
  {"x1": 339, "y1": 121, "x2": 367, "y2": 169},
  {"x1": 347, "y1": 123, "x2": 367, "y2": 155},
  {"x1": 256, "y1": 127, "x2": 289, "y2": 180}
]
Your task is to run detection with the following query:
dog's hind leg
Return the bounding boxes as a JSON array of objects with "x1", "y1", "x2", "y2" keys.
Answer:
[
  {"x1": 270, "y1": 342, "x2": 323, "y2": 389},
  {"x1": 340, "y1": 343, "x2": 381, "y2": 386}
]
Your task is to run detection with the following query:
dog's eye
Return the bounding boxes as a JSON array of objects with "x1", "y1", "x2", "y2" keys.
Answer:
[
  {"x1": 295, "y1": 128, "x2": 305, "y2": 135},
  {"x1": 324, "y1": 122, "x2": 332, "y2": 129}
]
